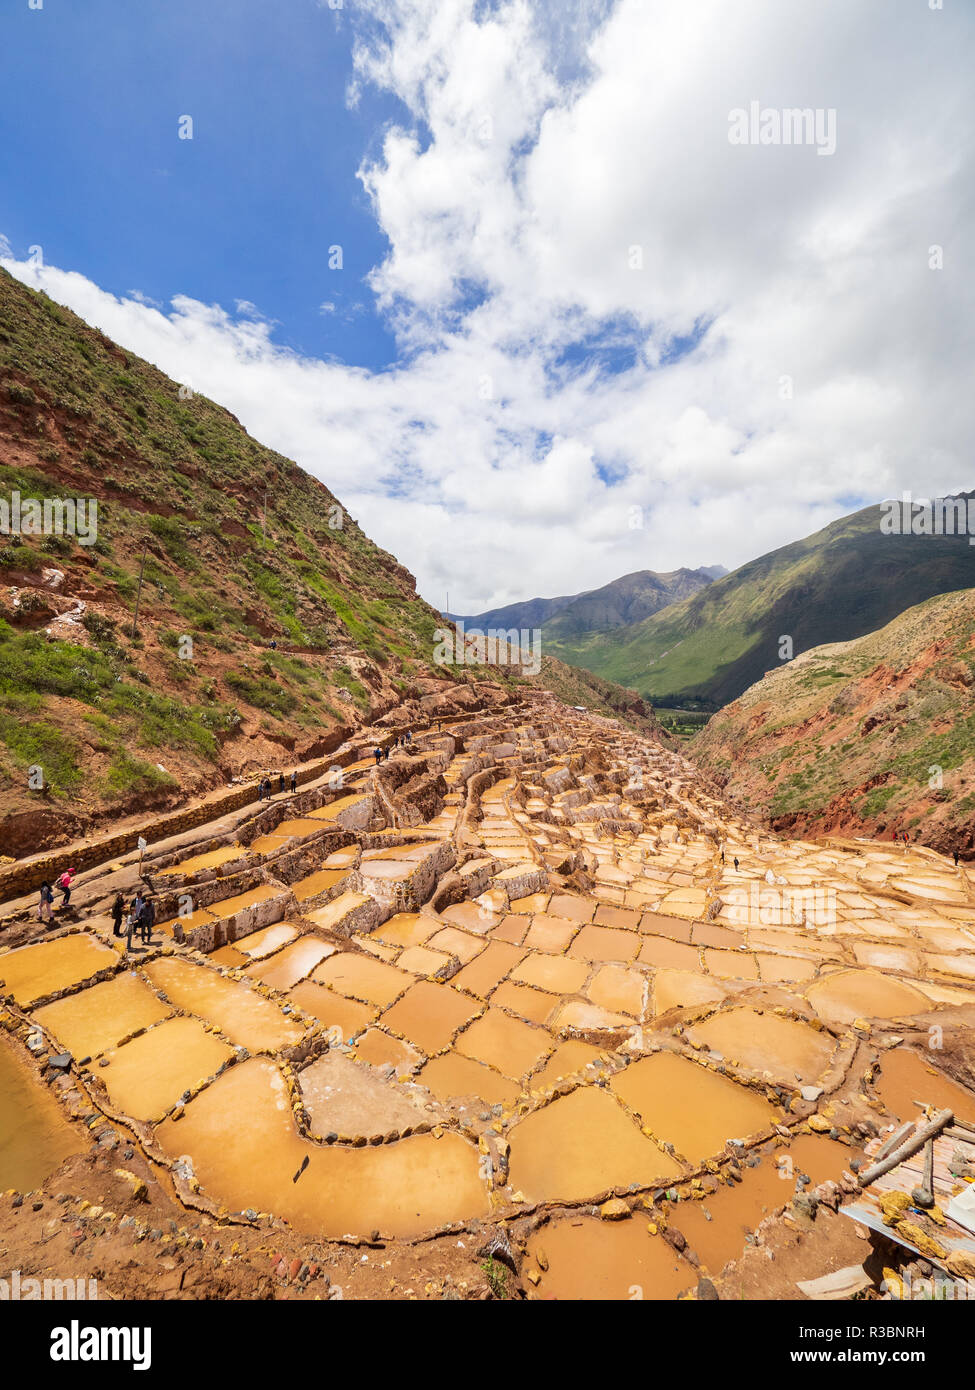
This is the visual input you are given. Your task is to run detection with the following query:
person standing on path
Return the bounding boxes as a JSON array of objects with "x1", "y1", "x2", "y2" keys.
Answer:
[
  {"x1": 111, "y1": 892, "x2": 125, "y2": 937},
  {"x1": 279, "y1": 772, "x2": 285, "y2": 795},
  {"x1": 257, "y1": 780, "x2": 264, "y2": 803},
  {"x1": 290, "y1": 770, "x2": 297, "y2": 793},
  {"x1": 139, "y1": 894, "x2": 156, "y2": 945},
  {"x1": 38, "y1": 881, "x2": 54, "y2": 923}
]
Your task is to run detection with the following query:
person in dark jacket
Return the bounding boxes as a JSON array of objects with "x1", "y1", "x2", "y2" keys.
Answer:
[
  {"x1": 279, "y1": 773, "x2": 285, "y2": 795},
  {"x1": 111, "y1": 892, "x2": 125, "y2": 936},
  {"x1": 139, "y1": 895, "x2": 156, "y2": 945},
  {"x1": 290, "y1": 770, "x2": 297, "y2": 793}
]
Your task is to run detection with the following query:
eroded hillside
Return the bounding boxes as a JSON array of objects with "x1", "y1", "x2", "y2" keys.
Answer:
[{"x1": 693, "y1": 589, "x2": 975, "y2": 853}]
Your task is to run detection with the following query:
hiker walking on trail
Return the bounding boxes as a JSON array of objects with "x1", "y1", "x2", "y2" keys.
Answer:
[
  {"x1": 38, "y1": 881, "x2": 54, "y2": 924},
  {"x1": 733, "y1": 856, "x2": 739, "y2": 872},
  {"x1": 290, "y1": 770, "x2": 297, "y2": 794},
  {"x1": 257, "y1": 779, "x2": 264, "y2": 803},
  {"x1": 374, "y1": 747, "x2": 382, "y2": 766},
  {"x1": 954, "y1": 849, "x2": 960, "y2": 867},
  {"x1": 111, "y1": 892, "x2": 125, "y2": 937},
  {"x1": 58, "y1": 868, "x2": 76, "y2": 910},
  {"x1": 279, "y1": 773, "x2": 285, "y2": 795}
]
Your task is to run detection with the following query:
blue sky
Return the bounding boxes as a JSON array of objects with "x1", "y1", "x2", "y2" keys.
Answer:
[
  {"x1": 0, "y1": 0, "x2": 400, "y2": 365},
  {"x1": 1, "y1": 0, "x2": 971, "y2": 612}
]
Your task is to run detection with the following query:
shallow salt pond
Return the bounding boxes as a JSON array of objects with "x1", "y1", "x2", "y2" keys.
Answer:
[
  {"x1": 155, "y1": 1057, "x2": 489, "y2": 1237},
  {"x1": 34, "y1": 972, "x2": 171, "y2": 1058},
  {"x1": 244, "y1": 937, "x2": 336, "y2": 992},
  {"x1": 506, "y1": 1086, "x2": 681, "y2": 1202},
  {"x1": 0, "y1": 933, "x2": 117, "y2": 1006},
  {"x1": 669, "y1": 1134, "x2": 851, "y2": 1276},
  {"x1": 144, "y1": 957, "x2": 305, "y2": 1052},
  {"x1": 100, "y1": 1015, "x2": 234, "y2": 1121},
  {"x1": 687, "y1": 1008, "x2": 834, "y2": 1084},
  {"x1": 805, "y1": 969, "x2": 929, "y2": 1024},
  {"x1": 157, "y1": 846, "x2": 244, "y2": 876},
  {"x1": 872, "y1": 1047, "x2": 975, "y2": 1126},
  {"x1": 0, "y1": 1031, "x2": 82, "y2": 1190},
  {"x1": 526, "y1": 1215, "x2": 695, "y2": 1300},
  {"x1": 611, "y1": 1052, "x2": 778, "y2": 1163}
]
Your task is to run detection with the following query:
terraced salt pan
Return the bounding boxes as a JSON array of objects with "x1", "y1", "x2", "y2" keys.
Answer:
[
  {"x1": 207, "y1": 884, "x2": 282, "y2": 917},
  {"x1": 101, "y1": 1015, "x2": 234, "y2": 1122},
  {"x1": 0, "y1": 933, "x2": 118, "y2": 1006},
  {"x1": 507, "y1": 1086, "x2": 682, "y2": 1202},
  {"x1": 313, "y1": 952, "x2": 413, "y2": 1008},
  {"x1": 299, "y1": 1052, "x2": 433, "y2": 1137},
  {"x1": 380, "y1": 981, "x2": 481, "y2": 1054},
  {"x1": 687, "y1": 1009, "x2": 834, "y2": 1084},
  {"x1": 286, "y1": 981, "x2": 376, "y2": 1039},
  {"x1": 157, "y1": 846, "x2": 245, "y2": 875},
  {"x1": 651, "y1": 969, "x2": 726, "y2": 1016},
  {"x1": 291, "y1": 869, "x2": 348, "y2": 902},
  {"x1": 34, "y1": 972, "x2": 171, "y2": 1058},
  {"x1": 805, "y1": 969, "x2": 930, "y2": 1024},
  {"x1": 245, "y1": 937, "x2": 336, "y2": 992},
  {"x1": 144, "y1": 957, "x2": 305, "y2": 1053},
  {"x1": 0, "y1": 1031, "x2": 83, "y2": 1190},
  {"x1": 224, "y1": 923, "x2": 298, "y2": 960},
  {"x1": 670, "y1": 1134, "x2": 851, "y2": 1276},
  {"x1": 456, "y1": 1008, "x2": 551, "y2": 1080},
  {"x1": 611, "y1": 1053, "x2": 778, "y2": 1163},
  {"x1": 873, "y1": 1048, "x2": 975, "y2": 1126},
  {"x1": 526, "y1": 1215, "x2": 694, "y2": 1300},
  {"x1": 418, "y1": 1052, "x2": 519, "y2": 1108},
  {"x1": 155, "y1": 1058, "x2": 489, "y2": 1238}
]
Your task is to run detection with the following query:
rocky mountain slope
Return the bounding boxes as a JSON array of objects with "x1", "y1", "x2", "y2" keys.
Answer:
[
  {"x1": 547, "y1": 501, "x2": 975, "y2": 709},
  {"x1": 0, "y1": 267, "x2": 664, "y2": 849},
  {"x1": 692, "y1": 588, "x2": 975, "y2": 853}
]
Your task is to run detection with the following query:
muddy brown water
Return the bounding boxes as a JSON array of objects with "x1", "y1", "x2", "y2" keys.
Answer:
[
  {"x1": 0, "y1": 1031, "x2": 83, "y2": 1191},
  {"x1": 526, "y1": 1215, "x2": 695, "y2": 1300},
  {"x1": 668, "y1": 1134, "x2": 851, "y2": 1276},
  {"x1": 872, "y1": 1047, "x2": 975, "y2": 1126}
]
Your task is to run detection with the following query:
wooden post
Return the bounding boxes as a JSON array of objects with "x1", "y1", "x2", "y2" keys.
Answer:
[
  {"x1": 858, "y1": 1109, "x2": 953, "y2": 1187},
  {"x1": 131, "y1": 538, "x2": 149, "y2": 637}
]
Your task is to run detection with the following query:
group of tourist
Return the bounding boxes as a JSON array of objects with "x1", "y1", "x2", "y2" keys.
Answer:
[
  {"x1": 111, "y1": 889, "x2": 156, "y2": 948},
  {"x1": 257, "y1": 770, "x2": 298, "y2": 801},
  {"x1": 373, "y1": 729, "x2": 412, "y2": 765}
]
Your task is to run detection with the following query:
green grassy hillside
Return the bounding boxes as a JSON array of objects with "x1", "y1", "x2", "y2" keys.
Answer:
[{"x1": 547, "y1": 502, "x2": 975, "y2": 707}]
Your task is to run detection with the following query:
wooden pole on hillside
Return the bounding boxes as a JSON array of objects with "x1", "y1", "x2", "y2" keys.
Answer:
[{"x1": 131, "y1": 538, "x2": 149, "y2": 637}]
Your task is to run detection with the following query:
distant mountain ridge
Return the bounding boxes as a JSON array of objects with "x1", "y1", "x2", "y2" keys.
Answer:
[
  {"x1": 542, "y1": 500, "x2": 975, "y2": 709},
  {"x1": 453, "y1": 566, "x2": 723, "y2": 638}
]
